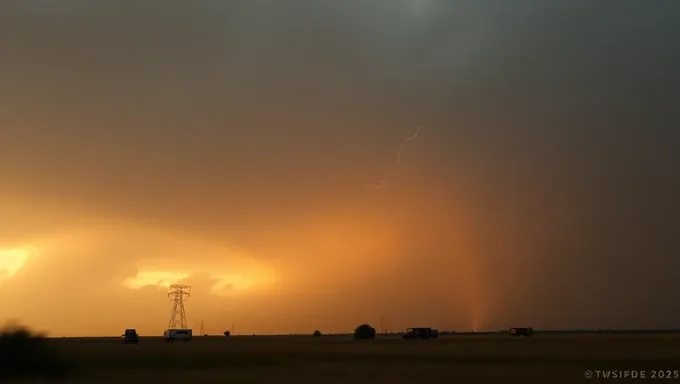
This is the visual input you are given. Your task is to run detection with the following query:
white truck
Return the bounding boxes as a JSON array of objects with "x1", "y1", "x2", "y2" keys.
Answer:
[{"x1": 164, "y1": 329, "x2": 192, "y2": 342}]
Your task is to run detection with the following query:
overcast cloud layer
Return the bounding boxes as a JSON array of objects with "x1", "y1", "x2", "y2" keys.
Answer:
[{"x1": 1, "y1": 0, "x2": 679, "y2": 335}]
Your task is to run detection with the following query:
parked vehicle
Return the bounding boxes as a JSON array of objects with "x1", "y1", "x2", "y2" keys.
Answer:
[
  {"x1": 509, "y1": 327, "x2": 534, "y2": 337},
  {"x1": 121, "y1": 329, "x2": 139, "y2": 344},
  {"x1": 402, "y1": 327, "x2": 438, "y2": 339},
  {"x1": 164, "y1": 329, "x2": 192, "y2": 342}
]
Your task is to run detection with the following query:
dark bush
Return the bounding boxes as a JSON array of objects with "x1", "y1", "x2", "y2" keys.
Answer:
[
  {"x1": 354, "y1": 324, "x2": 376, "y2": 340},
  {"x1": 0, "y1": 322, "x2": 76, "y2": 379},
  {"x1": 224, "y1": 330, "x2": 231, "y2": 337},
  {"x1": 312, "y1": 329, "x2": 322, "y2": 337}
]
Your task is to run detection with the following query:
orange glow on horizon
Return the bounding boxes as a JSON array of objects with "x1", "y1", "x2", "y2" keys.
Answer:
[
  {"x1": 0, "y1": 194, "x2": 487, "y2": 335},
  {"x1": 122, "y1": 271, "x2": 190, "y2": 289},
  {"x1": 0, "y1": 247, "x2": 34, "y2": 280}
]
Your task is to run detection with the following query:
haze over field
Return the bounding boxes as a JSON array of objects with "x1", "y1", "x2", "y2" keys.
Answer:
[{"x1": 1, "y1": 0, "x2": 679, "y2": 336}]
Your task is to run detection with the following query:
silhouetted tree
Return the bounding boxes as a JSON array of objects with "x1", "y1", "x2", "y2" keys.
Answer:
[
  {"x1": 0, "y1": 322, "x2": 76, "y2": 379},
  {"x1": 224, "y1": 330, "x2": 230, "y2": 338},
  {"x1": 354, "y1": 324, "x2": 376, "y2": 340},
  {"x1": 313, "y1": 330, "x2": 322, "y2": 337}
]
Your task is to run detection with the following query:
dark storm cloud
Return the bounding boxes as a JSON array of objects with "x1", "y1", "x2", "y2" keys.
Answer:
[{"x1": 1, "y1": 0, "x2": 680, "y2": 332}]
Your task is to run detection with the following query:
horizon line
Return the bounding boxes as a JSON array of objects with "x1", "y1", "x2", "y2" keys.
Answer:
[{"x1": 42, "y1": 328, "x2": 680, "y2": 338}]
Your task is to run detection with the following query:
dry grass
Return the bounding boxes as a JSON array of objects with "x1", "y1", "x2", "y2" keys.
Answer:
[{"x1": 7, "y1": 334, "x2": 680, "y2": 383}]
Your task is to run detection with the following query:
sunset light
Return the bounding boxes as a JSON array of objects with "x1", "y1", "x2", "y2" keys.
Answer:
[
  {"x1": 121, "y1": 264, "x2": 279, "y2": 295},
  {"x1": 0, "y1": 247, "x2": 33, "y2": 280},
  {"x1": 1, "y1": 0, "x2": 677, "y2": 355},
  {"x1": 122, "y1": 271, "x2": 190, "y2": 289},
  {"x1": 210, "y1": 269, "x2": 279, "y2": 296}
]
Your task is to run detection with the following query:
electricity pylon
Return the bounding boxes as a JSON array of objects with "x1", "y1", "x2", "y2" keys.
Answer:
[{"x1": 167, "y1": 284, "x2": 191, "y2": 329}]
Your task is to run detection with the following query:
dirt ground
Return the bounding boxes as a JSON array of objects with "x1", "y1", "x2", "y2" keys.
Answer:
[{"x1": 9, "y1": 334, "x2": 680, "y2": 383}]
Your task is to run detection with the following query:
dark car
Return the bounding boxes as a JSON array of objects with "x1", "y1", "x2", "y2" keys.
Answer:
[
  {"x1": 403, "y1": 328, "x2": 438, "y2": 339},
  {"x1": 122, "y1": 329, "x2": 139, "y2": 344},
  {"x1": 509, "y1": 327, "x2": 533, "y2": 337}
]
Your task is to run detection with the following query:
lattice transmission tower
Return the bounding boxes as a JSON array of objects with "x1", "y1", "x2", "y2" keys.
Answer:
[{"x1": 167, "y1": 284, "x2": 191, "y2": 329}]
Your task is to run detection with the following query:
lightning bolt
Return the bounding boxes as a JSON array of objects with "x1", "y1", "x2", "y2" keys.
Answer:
[
  {"x1": 367, "y1": 126, "x2": 422, "y2": 189},
  {"x1": 334, "y1": 127, "x2": 422, "y2": 258},
  {"x1": 396, "y1": 127, "x2": 420, "y2": 166}
]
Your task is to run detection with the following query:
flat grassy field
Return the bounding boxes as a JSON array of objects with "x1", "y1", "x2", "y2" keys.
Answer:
[{"x1": 9, "y1": 334, "x2": 680, "y2": 383}]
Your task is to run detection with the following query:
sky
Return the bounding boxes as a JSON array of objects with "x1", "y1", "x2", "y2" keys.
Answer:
[{"x1": 1, "y1": 0, "x2": 679, "y2": 336}]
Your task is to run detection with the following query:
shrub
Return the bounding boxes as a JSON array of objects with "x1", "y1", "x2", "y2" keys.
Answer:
[
  {"x1": 0, "y1": 322, "x2": 76, "y2": 379},
  {"x1": 353, "y1": 324, "x2": 376, "y2": 340},
  {"x1": 224, "y1": 330, "x2": 231, "y2": 338},
  {"x1": 312, "y1": 329, "x2": 322, "y2": 337}
]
